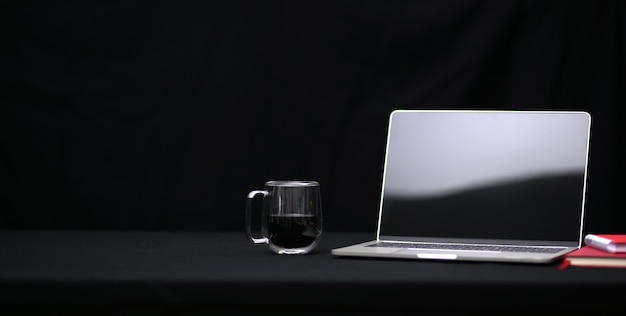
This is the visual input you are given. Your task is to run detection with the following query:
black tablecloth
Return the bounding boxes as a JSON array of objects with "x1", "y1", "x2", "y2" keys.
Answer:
[{"x1": 1, "y1": 230, "x2": 625, "y2": 315}]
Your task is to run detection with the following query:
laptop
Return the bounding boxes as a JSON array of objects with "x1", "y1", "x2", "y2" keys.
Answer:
[{"x1": 331, "y1": 110, "x2": 592, "y2": 264}]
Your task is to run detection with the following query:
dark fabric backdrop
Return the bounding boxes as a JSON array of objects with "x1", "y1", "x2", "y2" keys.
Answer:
[{"x1": 1, "y1": 1, "x2": 624, "y2": 233}]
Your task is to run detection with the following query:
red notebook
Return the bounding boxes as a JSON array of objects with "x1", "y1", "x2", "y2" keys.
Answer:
[{"x1": 560, "y1": 246, "x2": 626, "y2": 269}]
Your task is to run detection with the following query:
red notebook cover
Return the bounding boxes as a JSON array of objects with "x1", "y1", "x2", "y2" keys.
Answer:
[{"x1": 567, "y1": 246, "x2": 626, "y2": 258}]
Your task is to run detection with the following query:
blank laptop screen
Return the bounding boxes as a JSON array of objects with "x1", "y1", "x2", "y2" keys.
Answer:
[{"x1": 379, "y1": 111, "x2": 590, "y2": 243}]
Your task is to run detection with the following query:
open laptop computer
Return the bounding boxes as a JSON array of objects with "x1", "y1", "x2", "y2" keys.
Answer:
[{"x1": 331, "y1": 110, "x2": 591, "y2": 264}]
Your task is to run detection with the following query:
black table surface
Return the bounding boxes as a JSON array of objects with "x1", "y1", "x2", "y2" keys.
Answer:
[{"x1": 1, "y1": 230, "x2": 625, "y2": 315}]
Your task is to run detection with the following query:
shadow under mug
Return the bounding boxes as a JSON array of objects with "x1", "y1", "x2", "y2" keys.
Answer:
[{"x1": 245, "y1": 180, "x2": 322, "y2": 254}]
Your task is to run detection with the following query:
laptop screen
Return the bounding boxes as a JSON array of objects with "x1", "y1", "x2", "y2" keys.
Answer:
[{"x1": 378, "y1": 110, "x2": 591, "y2": 244}]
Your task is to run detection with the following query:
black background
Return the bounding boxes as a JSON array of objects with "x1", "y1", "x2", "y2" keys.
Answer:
[{"x1": 1, "y1": 1, "x2": 624, "y2": 233}]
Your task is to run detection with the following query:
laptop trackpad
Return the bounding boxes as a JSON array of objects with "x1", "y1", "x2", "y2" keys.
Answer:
[
  {"x1": 392, "y1": 249, "x2": 457, "y2": 260},
  {"x1": 396, "y1": 249, "x2": 502, "y2": 260}
]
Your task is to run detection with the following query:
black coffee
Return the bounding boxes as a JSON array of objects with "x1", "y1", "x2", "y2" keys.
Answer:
[{"x1": 268, "y1": 214, "x2": 320, "y2": 248}]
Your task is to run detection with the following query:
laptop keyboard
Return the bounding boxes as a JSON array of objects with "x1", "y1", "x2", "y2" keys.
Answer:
[{"x1": 368, "y1": 242, "x2": 565, "y2": 253}]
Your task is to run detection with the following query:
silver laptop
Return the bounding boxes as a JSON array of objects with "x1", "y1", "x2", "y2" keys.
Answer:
[{"x1": 331, "y1": 110, "x2": 591, "y2": 264}]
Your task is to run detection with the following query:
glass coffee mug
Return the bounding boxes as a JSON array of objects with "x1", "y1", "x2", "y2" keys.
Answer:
[{"x1": 245, "y1": 180, "x2": 322, "y2": 254}]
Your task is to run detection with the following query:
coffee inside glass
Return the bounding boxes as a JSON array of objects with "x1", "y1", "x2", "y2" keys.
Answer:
[{"x1": 245, "y1": 180, "x2": 322, "y2": 254}]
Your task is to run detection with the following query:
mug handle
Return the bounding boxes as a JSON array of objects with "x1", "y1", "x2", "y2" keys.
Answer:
[{"x1": 246, "y1": 190, "x2": 269, "y2": 244}]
